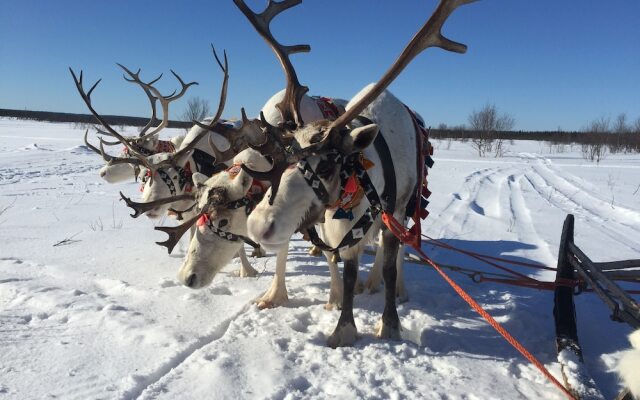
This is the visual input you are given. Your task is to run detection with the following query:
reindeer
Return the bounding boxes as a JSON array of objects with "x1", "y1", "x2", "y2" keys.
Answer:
[
  {"x1": 242, "y1": 0, "x2": 475, "y2": 347},
  {"x1": 70, "y1": 59, "x2": 196, "y2": 184},
  {"x1": 162, "y1": 91, "x2": 347, "y2": 308},
  {"x1": 71, "y1": 48, "x2": 263, "y2": 278}
]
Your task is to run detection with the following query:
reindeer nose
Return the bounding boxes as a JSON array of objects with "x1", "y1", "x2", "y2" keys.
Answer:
[
  {"x1": 99, "y1": 170, "x2": 106, "y2": 177},
  {"x1": 185, "y1": 273, "x2": 198, "y2": 288}
]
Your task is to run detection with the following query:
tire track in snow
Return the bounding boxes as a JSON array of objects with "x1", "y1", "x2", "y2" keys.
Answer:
[
  {"x1": 524, "y1": 160, "x2": 640, "y2": 252},
  {"x1": 124, "y1": 303, "x2": 253, "y2": 400}
]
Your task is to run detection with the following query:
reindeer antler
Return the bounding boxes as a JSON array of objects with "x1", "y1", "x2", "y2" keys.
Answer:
[
  {"x1": 70, "y1": 66, "x2": 196, "y2": 161},
  {"x1": 119, "y1": 191, "x2": 195, "y2": 218},
  {"x1": 233, "y1": 0, "x2": 309, "y2": 127},
  {"x1": 118, "y1": 64, "x2": 197, "y2": 142},
  {"x1": 145, "y1": 46, "x2": 230, "y2": 174},
  {"x1": 155, "y1": 213, "x2": 203, "y2": 254},
  {"x1": 327, "y1": 0, "x2": 476, "y2": 135}
]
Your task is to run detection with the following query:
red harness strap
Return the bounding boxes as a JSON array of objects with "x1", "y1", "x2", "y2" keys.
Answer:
[
  {"x1": 380, "y1": 109, "x2": 575, "y2": 399},
  {"x1": 313, "y1": 96, "x2": 342, "y2": 120},
  {"x1": 382, "y1": 107, "x2": 432, "y2": 248}
]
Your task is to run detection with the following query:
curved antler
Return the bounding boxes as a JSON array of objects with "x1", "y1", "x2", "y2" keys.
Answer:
[
  {"x1": 145, "y1": 47, "x2": 230, "y2": 173},
  {"x1": 328, "y1": 0, "x2": 476, "y2": 134},
  {"x1": 69, "y1": 66, "x2": 196, "y2": 160},
  {"x1": 119, "y1": 191, "x2": 195, "y2": 218},
  {"x1": 233, "y1": 0, "x2": 309, "y2": 127},
  {"x1": 155, "y1": 213, "x2": 203, "y2": 254},
  {"x1": 118, "y1": 64, "x2": 197, "y2": 142}
]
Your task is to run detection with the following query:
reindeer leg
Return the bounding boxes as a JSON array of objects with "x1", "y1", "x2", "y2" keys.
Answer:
[
  {"x1": 256, "y1": 242, "x2": 289, "y2": 309},
  {"x1": 236, "y1": 247, "x2": 258, "y2": 278},
  {"x1": 251, "y1": 246, "x2": 267, "y2": 258},
  {"x1": 327, "y1": 251, "x2": 360, "y2": 348},
  {"x1": 376, "y1": 228, "x2": 402, "y2": 341},
  {"x1": 396, "y1": 243, "x2": 408, "y2": 303},
  {"x1": 323, "y1": 250, "x2": 343, "y2": 311},
  {"x1": 365, "y1": 239, "x2": 384, "y2": 294}
]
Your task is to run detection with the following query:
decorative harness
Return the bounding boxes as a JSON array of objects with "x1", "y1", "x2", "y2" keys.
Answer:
[
  {"x1": 301, "y1": 110, "x2": 434, "y2": 254},
  {"x1": 195, "y1": 164, "x2": 266, "y2": 249}
]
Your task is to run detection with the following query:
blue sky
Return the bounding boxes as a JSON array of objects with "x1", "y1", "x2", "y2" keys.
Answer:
[{"x1": 1, "y1": 0, "x2": 639, "y2": 131}]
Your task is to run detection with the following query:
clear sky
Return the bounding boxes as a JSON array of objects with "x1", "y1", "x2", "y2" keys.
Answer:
[{"x1": 1, "y1": 0, "x2": 639, "y2": 131}]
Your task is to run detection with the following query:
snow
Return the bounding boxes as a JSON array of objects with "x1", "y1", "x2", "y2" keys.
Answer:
[{"x1": 1, "y1": 118, "x2": 638, "y2": 399}]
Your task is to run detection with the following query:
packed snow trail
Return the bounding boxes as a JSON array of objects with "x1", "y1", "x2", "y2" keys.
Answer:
[{"x1": 1, "y1": 119, "x2": 637, "y2": 399}]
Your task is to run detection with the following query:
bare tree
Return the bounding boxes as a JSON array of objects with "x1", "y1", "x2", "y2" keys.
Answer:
[
  {"x1": 468, "y1": 103, "x2": 515, "y2": 157},
  {"x1": 613, "y1": 113, "x2": 630, "y2": 134},
  {"x1": 581, "y1": 116, "x2": 609, "y2": 163},
  {"x1": 181, "y1": 97, "x2": 210, "y2": 125}
]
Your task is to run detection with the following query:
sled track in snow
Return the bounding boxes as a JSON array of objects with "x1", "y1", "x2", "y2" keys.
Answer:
[
  {"x1": 126, "y1": 303, "x2": 253, "y2": 400},
  {"x1": 523, "y1": 160, "x2": 640, "y2": 252}
]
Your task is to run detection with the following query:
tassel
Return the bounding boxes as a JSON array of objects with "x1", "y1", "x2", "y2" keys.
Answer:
[
  {"x1": 344, "y1": 174, "x2": 358, "y2": 194},
  {"x1": 362, "y1": 157, "x2": 375, "y2": 170},
  {"x1": 333, "y1": 208, "x2": 354, "y2": 221},
  {"x1": 425, "y1": 156, "x2": 435, "y2": 169}
]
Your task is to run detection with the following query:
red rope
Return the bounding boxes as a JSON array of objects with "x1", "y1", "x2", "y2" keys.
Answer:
[
  {"x1": 382, "y1": 214, "x2": 576, "y2": 399},
  {"x1": 423, "y1": 234, "x2": 556, "y2": 271},
  {"x1": 412, "y1": 246, "x2": 577, "y2": 400}
]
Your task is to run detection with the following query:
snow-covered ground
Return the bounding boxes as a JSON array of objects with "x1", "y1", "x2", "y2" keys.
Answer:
[{"x1": 1, "y1": 118, "x2": 638, "y2": 399}]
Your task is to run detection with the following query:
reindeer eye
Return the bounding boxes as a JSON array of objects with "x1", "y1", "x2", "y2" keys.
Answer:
[
  {"x1": 173, "y1": 175, "x2": 178, "y2": 180},
  {"x1": 316, "y1": 160, "x2": 334, "y2": 179},
  {"x1": 218, "y1": 219, "x2": 228, "y2": 228}
]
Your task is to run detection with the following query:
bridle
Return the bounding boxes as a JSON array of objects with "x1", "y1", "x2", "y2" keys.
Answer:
[
  {"x1": 153, "y1": 168, "x2": 266, "y2": 254},
  {"x1": 297, "y1": 117, "x2": 398, "y2": 254},
  {"x1": 197, "y1": 196, "x2": 260, "y2": 249}
]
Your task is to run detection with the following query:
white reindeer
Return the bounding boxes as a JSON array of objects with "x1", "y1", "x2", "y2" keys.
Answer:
[
  {"x1": 96, "y1": 135, "x2": 184, "y2": 183},
  {"x1": 71, "y1": 60, "x2": 196, "y2": 184},
  {"x1": 169, "y1": 90, "x2": 347, "y2": 308},
  {"x1": 72, "y1": 49, "x2": 262, "y2": 279},
  {"x1": 243, "y1": 0, "x2": 474, "y2": 347}
]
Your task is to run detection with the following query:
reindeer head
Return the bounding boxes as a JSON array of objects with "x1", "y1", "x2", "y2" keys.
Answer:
[
  {"x1": 176, "y1": 151, "x2": 270, "y2": 289},
  {"x1": 235, "y1": 0, "x2": 476, "y2": 248}
]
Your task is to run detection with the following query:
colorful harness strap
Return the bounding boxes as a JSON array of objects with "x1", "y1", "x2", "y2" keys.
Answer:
[{"x1": 312, "y1": 96, "x2": 343, "y2": 120}]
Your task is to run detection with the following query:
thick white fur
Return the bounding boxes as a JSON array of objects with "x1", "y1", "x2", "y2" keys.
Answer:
[
  {"x1": 176, "y1": 93, "x2": 348, "y2": 303},
  {"x1": 98, "y1": 135, "x2": 185, "y2": 183},
  {"x1": 139, "y1": 123, "x2": 233, "y2": 219},
  {"x1": 248, "y1": 84, "x2": 417, "y2": 332},
  {"x1": 177, "y1": 148, "x2": 270, "y2": 289},
  {"x1": 619, "y1": 329, "x2": 640, "y2": 397}
]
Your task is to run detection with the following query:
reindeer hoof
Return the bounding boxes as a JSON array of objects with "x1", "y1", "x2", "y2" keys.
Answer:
[
  {"x1": 396, "y1": 291, "x2": 409, "y2": 304},
  {"x1": 354, "y1": 279, "x2": 365, "y2": 295},
  {"x1": 364, "y1": 278, "x2": 380, "y2": 294},
  {"x1": 327, "y1": 323, "x2": 357, "y2": 348},
  {"x1": 257, "y1": 300, "x2": 275, "y2": 310},
  {"x1": 324, "y1": 301, "x2": 342, "y2": 311},
  {"x1": 308, "y1": 245, "x2": 322, "y2": 257},
  {"x1": 238, "y1": 266, "x2": 258, "y2": 278},
  {"x1": 255, "y1": 293, "x2": 288, "y2": 310},
  {"x1": 251, "y1": 247, "x2": 267, "y2": 258},
  {"x1": 376, "y1": 320, "x2": 402, "y2": 341}
]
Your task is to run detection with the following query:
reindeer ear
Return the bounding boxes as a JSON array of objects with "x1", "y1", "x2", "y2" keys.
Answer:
[
  {"x1": 338, "y1": 123, "x2": 379, "y2": 154},
  {"x1": 192, "y1": 172, "x2": 209, "y2": 188},
  {"x1": 239, "y1": 170, "x2": 253, "y2": 193}
]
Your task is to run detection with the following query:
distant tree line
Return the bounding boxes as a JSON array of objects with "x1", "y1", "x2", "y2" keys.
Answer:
[
  {"x1": 0, "y1": 108, "x2": 192, "y2": 129},
  {"x1": 431, "y1": 105, "x2": 640, "y2": 160}
]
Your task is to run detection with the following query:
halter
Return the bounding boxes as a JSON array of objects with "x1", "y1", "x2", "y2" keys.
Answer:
[
  {"x1": 141, "y1": 162, "x2": 193, "y2": 196},
  {"x1": 300, "y1": 116, "x2": 397, "y2": 254},
  {"x1": 194, "y1": 164, "x2": 267, "y2": 249},
  {"x1": 197, "y1": 193, "x2": 260, "y2": 249}
]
